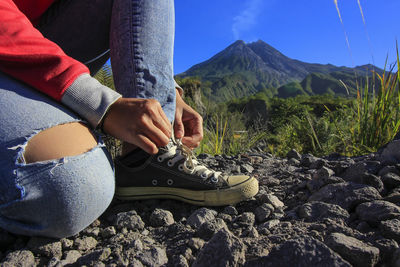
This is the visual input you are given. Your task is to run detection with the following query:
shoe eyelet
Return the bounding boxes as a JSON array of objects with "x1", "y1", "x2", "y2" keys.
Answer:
[
  {"x1": 178, "y1": 164, "x2": 184, "y2": 171},
  {"x1": 157, "y1": 156, "x2": 163, "y2": 162},
  {"x1": 152, "y1": 179, "x2": 158, "y2": 186},
  {"x1": 200, "y1": 173, "x2": 208, "y2": 179},
  {"x1": 211, "y1": 176, "x2": 219, "y2": 183},
  {"x1": 167, "y1": 160, "x2": 174, "y2": 167},
  {"x1": 184, "y1": 161, "x2": 194, "y2": 171},
  {"x1": 167, "y1": 179, "x2": 174, "y2": 186}
]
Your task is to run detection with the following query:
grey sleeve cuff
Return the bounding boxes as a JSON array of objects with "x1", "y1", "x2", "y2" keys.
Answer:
[{"x1": 61, "y1": 73, "x2": 122, "y2": 128}]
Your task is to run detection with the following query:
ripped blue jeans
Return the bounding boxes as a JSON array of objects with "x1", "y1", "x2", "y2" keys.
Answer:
[{"x1": 0, "y1": 0, "x2": 175, "y2": 238}]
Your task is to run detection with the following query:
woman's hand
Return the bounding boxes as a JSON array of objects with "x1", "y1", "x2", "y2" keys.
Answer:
[
  {"x1": 102, "y1": 98, "x2": 172, "y2": 154},
  {"x1": 174, "y1": 90, "x2": 203, "y2": 148}
]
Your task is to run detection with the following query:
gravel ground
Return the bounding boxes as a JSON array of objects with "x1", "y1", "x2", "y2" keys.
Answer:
[{"x1": 2, "y1": 140, "x2": 400, "y2": 266}]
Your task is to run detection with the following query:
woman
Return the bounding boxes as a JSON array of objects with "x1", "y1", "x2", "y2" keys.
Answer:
[{"x1": 0, "y1": 0, "x2": 258, "y2": 238}]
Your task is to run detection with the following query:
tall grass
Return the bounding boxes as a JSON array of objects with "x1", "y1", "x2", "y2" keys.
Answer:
[
  {"x1": 199, "y1": 114, "x2": 228, "y2": 155},
  {"x1": 350, "y1": 47, "x2": 400, "y2": 154}
]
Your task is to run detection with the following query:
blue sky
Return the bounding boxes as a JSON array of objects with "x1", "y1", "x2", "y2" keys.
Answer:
[{"x1": 173, "y1": 0, "x2": 400, "y2": 74}]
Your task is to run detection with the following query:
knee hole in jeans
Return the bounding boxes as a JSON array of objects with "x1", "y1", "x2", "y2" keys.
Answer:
[{"x1": 23, "y1": 122, "x2": 98, "y2": 164}]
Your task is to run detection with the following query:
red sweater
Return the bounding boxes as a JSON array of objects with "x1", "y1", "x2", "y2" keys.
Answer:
[{"x1": 0, "y1": 0, "x2": 90, "y2": 101}]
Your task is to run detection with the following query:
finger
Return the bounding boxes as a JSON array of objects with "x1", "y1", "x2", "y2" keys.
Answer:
[
  {"x1": 182, "y1": 133, "x2": 202, "y2": 148},
  {"x1": 143, "y1": 122, "x2": 170, "y2": 147},
  {"x1": 153, "y1": 117, "x2": 172, "y2": 140},
  {"x1": 135, "y1": 134, "x2": 158, "y2": 154},
  {"x1": 174, "y1": 110, "x2": 184, "y2": 139},
  {"x1": 158, "y1": 106, "x2": 172, "y2": 138}
]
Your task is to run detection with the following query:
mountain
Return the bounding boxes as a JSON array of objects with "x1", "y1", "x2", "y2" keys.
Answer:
[{"x1": 177, "y1": 40, "x2": 382, "y2": 102}]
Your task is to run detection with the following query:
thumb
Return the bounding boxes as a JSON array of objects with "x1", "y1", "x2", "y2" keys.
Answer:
[{"x1": 174, "y1": 111, "x2": 185, "y2": 139}]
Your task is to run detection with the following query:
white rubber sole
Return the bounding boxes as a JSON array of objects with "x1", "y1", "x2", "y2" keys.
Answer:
[{"x1": 115, "y1": 177, "x2": 259, "y2": 206}]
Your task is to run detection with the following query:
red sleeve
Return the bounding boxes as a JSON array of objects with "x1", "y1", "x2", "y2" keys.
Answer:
[{"x1": 0, "y1": 0, "x2": 90, "y2": 101}]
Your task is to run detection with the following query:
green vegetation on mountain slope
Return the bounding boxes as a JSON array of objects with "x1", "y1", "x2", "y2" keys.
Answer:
[{"x1": 177, "y1": 40, "x2": 383, "y2": 102}]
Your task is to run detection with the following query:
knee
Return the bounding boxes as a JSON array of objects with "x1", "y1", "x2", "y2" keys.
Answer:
[
  {"x1": 43, "y1": 164, "x2": 115, "y2": 238},
  {"x1": 1, "y1": 143, "x2": 115, "y2": 239}
]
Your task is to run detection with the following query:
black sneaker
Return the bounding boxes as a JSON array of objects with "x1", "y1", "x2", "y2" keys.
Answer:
[{"x1": 114, "y1": 139, "x2": 259, "y2": 206}]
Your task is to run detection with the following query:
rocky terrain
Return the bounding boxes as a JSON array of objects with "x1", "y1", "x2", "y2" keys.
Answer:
[{"x1": 2, "y1": 140, "x2": 400, "y2": 267}]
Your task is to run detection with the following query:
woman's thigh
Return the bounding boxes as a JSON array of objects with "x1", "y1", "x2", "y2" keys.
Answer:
[{"x1": 0, "y1": 72, "x2": 115, "y2": 238}]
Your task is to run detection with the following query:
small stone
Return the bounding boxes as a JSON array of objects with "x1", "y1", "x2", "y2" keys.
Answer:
[
  {"x1": 149, "y1": 208, "x2": 175, "y2": 227},
  {"x1": 341, "y1": 162, "x2": 367, "y2": 179},
  {"x1": 74, "y1": 236, "x2": 98, "y2": 252},
  {"x1": 385, "y1": 192, "x2": 400, "y2": 206},
  {"x1": 392, "y1": 248, "x2": 400, "y2": 267},
  {"x1": 380, "y1": 140, "x2": 400, "y2": 164},
  {"x1": 217, "y1": 213, "x2": 232, "y2": 223},
  {"x1": 77, "y1": 248, "x2": 111, "y2": 266},
  {"x1": 382, "y1": 172, "x2": 400, "y2": 189},
  {"x1": 175, "y1": 254, "x2": 189, "y2": 267},
  {"x1": 288, "y1": 158, "x2": 300, "y2": 165},
  {"x1": 249, "y1": 156, "x2": 263, "y2": 164},
  {"x1": 131, "y1": 239, "x2": 143, "y2": 251},
  {"x1": 188, "y1": 238, "x2": 205, "y2": 251},
  {"x1": 297, "y1": 201, "x2": 350, "y2": 222},
  {"x1": 246, "y1": 237, "x2": 351, "y2": 266},
  {"x1": 309, "y1": 182, "x2": 382, "y2": 210},
  {"x1": 243, "y1": 227, "x2": 259, "y2": 238},
  {"x1": 309, "y1": 158, "x2": 327, "y2": 169},
  {"x1": 141, "y1": 229, "x2": 149, "y2": 236},
  {"x1": 62, "y1": 250, "x2": 81, "y2": 265},
  {"x1": 306, "y1": 176, "x2": 345, "y2": 193},
  {"x1": 236, "y1": 212, "x2": 255, "y2": 226},
  {"x1": 270, "y1": 211, "x2": 285, "y2": 220},
  {"x1": 241, "y1": 164, "x2": 254, "y2": 174},
  {"x1": 286, "y1": 149, "x2": 301, "y2": 160},
  {"x1": 310, "y1": 159, "x2": 327, "y2": 169},
  {"x1": 341, "y1": 163, "x2": 384, "y2": 192},
  {"x1": 313, "y1": 167, "x2": 335, "y2": 180},
  {"x1": 259, "y1": 219, "x2": 280, "y2": 231},
  {"x1": 356, "y1": 200, "x2": 400, "y2": 226},
  {"x1": 262, "y1": 177, "x2": 280, "y2": 186},
  {"x1": 379, "y1": 166, "x2": 400, "y2": 177},
  {"x1": 331, "y1": 160, "x2": 353, "y2": 175},
  {"x1": 380, "y1": 218, "x2": 400, "y2": 243},
  {"x1": 115, "y1": 211, "x2": 145, "y2": 231},
  {"x1": 101, "y1": 226, "x2": 116, "y2": 238},
  {"x1": 365, "y1": 160, "x2": 382, "y2": 174},
  {"x1": 197, "y1": 218, "x2": 228, "y2": 240},
  {"x1": 82, "y1": 227, "x2": 100, "y2": 237},
  {"x1": 223, "y1": 206, "x2": 238, "y2": 216},
  {"x1": 1, "y1": 250, "x2": 35, "y2": 267},
  {"x1": 356, "y1": 221, "x2": 373, "y2": 233},
  {"x1": 46, "y1": 257, "x2": 61, "y2": 267},
  {"x1": 60, "y1": 238, "x2": 73, "y2": 250},
  {"x1": 90, "y1": 219, "x2": 101, "y2": 227},
  {"x1": 137, "y1": 247, "x2": 168, "y2": 267},
  {"x1": 182, "y1": 247, "x2": 193, "y2": 261},
  {"x1": 325, "y1": 232, "x2": 380, "y2": 267},
  {"x1": 263, "y1": 194, "x2": 284, "y2": 209},
  {"x1": 280, "y1": 222, "x2": 292, "y2": 228},
  {"x1": 27, "y1": 237, "x2": 62, "y2": 259},
  {"x1": 374, "y1": 238, "x2": 399, "y2": 265},
  {"x1": 187, "y1": 208, "x2": 217, "y2": 228},
  {"x1": 192, "y1": 228, "x2": 245, "y2": 267},
  {"x1": 300, "y1": 155, "x2": 318, "y2": 168},
  {"x1": 197, "y1": 153, "x2": 211, "y2": 159},
  {"x1": 233, "y1": 165, "x2": 241, "y2": 174},
  {"x1": 254, "y1": 203, "x2": 274, "y2": 222}
]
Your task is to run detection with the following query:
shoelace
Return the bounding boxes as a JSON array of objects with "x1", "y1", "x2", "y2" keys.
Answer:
[{"x1": 156, "y1": 138, "x2": 221, "y2": 183}]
